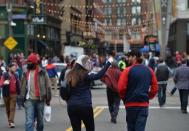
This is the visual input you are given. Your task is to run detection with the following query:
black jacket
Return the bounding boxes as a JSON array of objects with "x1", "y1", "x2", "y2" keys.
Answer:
[{"x1": 156, "y1": 63, "x2": 169, "y2": 82}]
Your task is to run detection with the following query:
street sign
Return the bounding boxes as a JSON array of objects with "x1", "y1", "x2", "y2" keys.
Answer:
[{"x1": 3, "y1": 36, "x2": 17, "y2": 50}]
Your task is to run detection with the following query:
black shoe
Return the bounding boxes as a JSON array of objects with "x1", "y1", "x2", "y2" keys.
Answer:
[
  {"x1": 182, "y1": 110, "x2": 188, "y2": 114},
  {"x1": 111, "y1": 118, "x2": 117, "y2": 124}
]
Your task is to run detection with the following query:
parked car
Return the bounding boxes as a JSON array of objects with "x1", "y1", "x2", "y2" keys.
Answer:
[{"x1": 53, "y1": 63, "x2": 67, "y2": 77}]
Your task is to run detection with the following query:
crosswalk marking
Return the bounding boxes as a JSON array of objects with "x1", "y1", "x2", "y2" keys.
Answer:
[{"x1": 96, "y1": 106, "x2": 189, "y2": 111}]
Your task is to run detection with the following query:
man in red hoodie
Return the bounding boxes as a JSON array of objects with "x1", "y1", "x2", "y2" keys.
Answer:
[{"x1": 118, "y1": 49, "x2": 158, "y2": 131}]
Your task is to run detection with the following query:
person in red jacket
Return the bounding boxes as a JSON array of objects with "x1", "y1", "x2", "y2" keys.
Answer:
[
  {"x1": 101, "y1": 62, "x2": 121, "y2": 124},
  {"x1": 118, "y1": 49, "x2": 158, "y2": 131}
]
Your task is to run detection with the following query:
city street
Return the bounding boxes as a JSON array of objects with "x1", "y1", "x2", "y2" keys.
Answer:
[{"x1": 0, "y1": 79, "x2": 189, "y2": 131}]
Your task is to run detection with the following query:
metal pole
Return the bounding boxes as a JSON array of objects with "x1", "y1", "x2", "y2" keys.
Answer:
[
  {"x1": 6, "y1": 0, "x2": 12, "y2": 36},
  {"x1": 160, "y1": 0, "x2": 172, "y2": 58}
]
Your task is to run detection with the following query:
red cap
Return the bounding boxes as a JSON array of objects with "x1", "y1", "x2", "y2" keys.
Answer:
[{"x1": 27, "y1": 53, "x2": 38, "y2": 64}]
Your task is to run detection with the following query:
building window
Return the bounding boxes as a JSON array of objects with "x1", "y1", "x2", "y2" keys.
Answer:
[
  {"x1": 117, "y1": 7, "x2": 126, "y2": 15},
  {"x1": 117, "y1": 18, "x2": 121, "y2": 26},
  {"x1": 132, "y1": 32, "x2": 140, "y2": 39},
  {"x1": 117, "y1": 18, "x2": 126, "y2": 26},
  {"x1": 132, "y1": 0, "x2": 141, "y2": 3},
  {"x1": 103, "y1": 0, "x2": 112, "y2": 3},
  {"x1": 104, "y1": 7, "x2": 112, "y2": 15},
  {"x1": 132, "y1": 17, "x2": 141, "y2": 25},
  {"x1": 132, "y1": 18, "x2": 136, "y2": 25},
  {"x1": 117, "y1": 0, "x2": 126, "y2": 3},
  {"x1": 105, "y1": 18, "x2": 112, "y2": 25},
  {"x1": 122, "y1": 19, "x2": 126, "y2": 25},
  {"x1": 132, "y1": 6, "x2": 141, "y2": 15},
  {"x1": 119, "y1": 33, "x2": 123, "y2": 40}
]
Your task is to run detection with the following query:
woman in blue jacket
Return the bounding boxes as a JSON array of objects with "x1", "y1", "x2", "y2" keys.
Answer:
[{"x1": 66, "y1": 55, "x2": 113, "y2": 131}]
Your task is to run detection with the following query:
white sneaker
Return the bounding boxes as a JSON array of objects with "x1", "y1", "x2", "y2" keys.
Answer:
[{"x1": 9, "y1": 123, "x2": 15, "y2": 128}]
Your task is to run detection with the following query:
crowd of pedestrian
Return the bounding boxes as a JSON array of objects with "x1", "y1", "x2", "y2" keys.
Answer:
[{"x1": 0, "y1": 49, "x2": 188, "y2": 131}]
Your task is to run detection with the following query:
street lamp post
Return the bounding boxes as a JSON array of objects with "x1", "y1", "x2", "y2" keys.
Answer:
[{"x1": 160, "y1": 0, "x2": 172, "y2": 58}]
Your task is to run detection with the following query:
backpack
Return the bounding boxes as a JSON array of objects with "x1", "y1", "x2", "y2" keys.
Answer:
[{"x1": 59, "y1": 79, "x2": 71, "y2": 101}]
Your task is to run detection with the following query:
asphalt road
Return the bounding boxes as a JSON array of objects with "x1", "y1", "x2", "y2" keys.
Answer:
[{"x1": 0, "y1": 79, "x2": 189, "y2": 131}]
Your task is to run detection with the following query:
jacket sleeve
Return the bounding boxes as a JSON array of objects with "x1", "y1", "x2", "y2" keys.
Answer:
[
  {"x1": 149, "y1": 68, "x2": 158, "y2": 99},
  {"x1": 0, "y1": 75, "x2": 5, "y2": 87},
  {"x1": 87, "y1": 62, "x2": 111, "y2": 80},
  {"x1": 118, "y1": 67, "x2": 131, "y2": 100},
  {"x1": 45, "y1": 71, "x2": 52, "y2": 102},
  {"x1": 20, "y1": 72, "x2": 27, "y2": 99},
  {"x1": 15, "y1": 74, "x2": 21, "y2": 95},
  {"x1": 173, "y1": 69, "x2": 178, "y2": 84}
]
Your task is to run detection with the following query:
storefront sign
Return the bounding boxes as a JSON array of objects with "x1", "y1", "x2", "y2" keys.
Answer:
[{"x1": 32, "y1": 16, "x2": 45, "y2": 24}]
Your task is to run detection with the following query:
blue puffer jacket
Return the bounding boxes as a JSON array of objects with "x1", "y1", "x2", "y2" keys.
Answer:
[{"x1": 67, "y1": 62, "x2": 111, "y2": 107}]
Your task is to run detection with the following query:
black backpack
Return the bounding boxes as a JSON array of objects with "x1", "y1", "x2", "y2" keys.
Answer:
[{"x1": 60, "y1": 79, "x2": 71, "y2": 101}]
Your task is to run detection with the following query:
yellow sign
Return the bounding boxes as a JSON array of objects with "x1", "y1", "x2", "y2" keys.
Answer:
[
  {"x1": 4, "y1": 36, "x2": 17, "y2": 50},
  {"x1": 36, "y1": 0, "x2": 41, "y2": 15}
]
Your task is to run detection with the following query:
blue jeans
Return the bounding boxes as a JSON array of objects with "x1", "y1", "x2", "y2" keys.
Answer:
[
  {"x1": 158, "y1": 84, "x2": 167, "y2": 106},
  {"x1": 25, "y1": 100, "x2": 44, "y2": 131},
  {"x1": 126, "y1": 107, "x2": 148, "y2": 131}
]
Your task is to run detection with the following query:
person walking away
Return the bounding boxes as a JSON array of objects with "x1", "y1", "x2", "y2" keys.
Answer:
[
  {"x1": 118, "y1": 49, "x2": 158, "y2": 131},
  {"x1": 20, "y1": 53, "x2": 51, "y2": 131},
  {"x1": 66, "y1": 55, "x2": 113, "y2": 131},
  {"x1": 46, "y1": 58, "x2": 58, "y2": 96},
  {"x1": 155, "y1": 58, "x2": 170, "y2": 107},
  {"x1": 0, "y1": 63, "x2": 21, "y2": 128},
  {"x1": 148, "y1": 52, "x2": 156, "y2": 70},
  {"x1": 175, "y1": 51, "x2": 182, "y2": 66},
  {"x1": 101, "y1": 62, "x2": 121, "y2": 124},
  {"x1": 173, "y1": 60, "x2": 189, "y2": 114}
]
